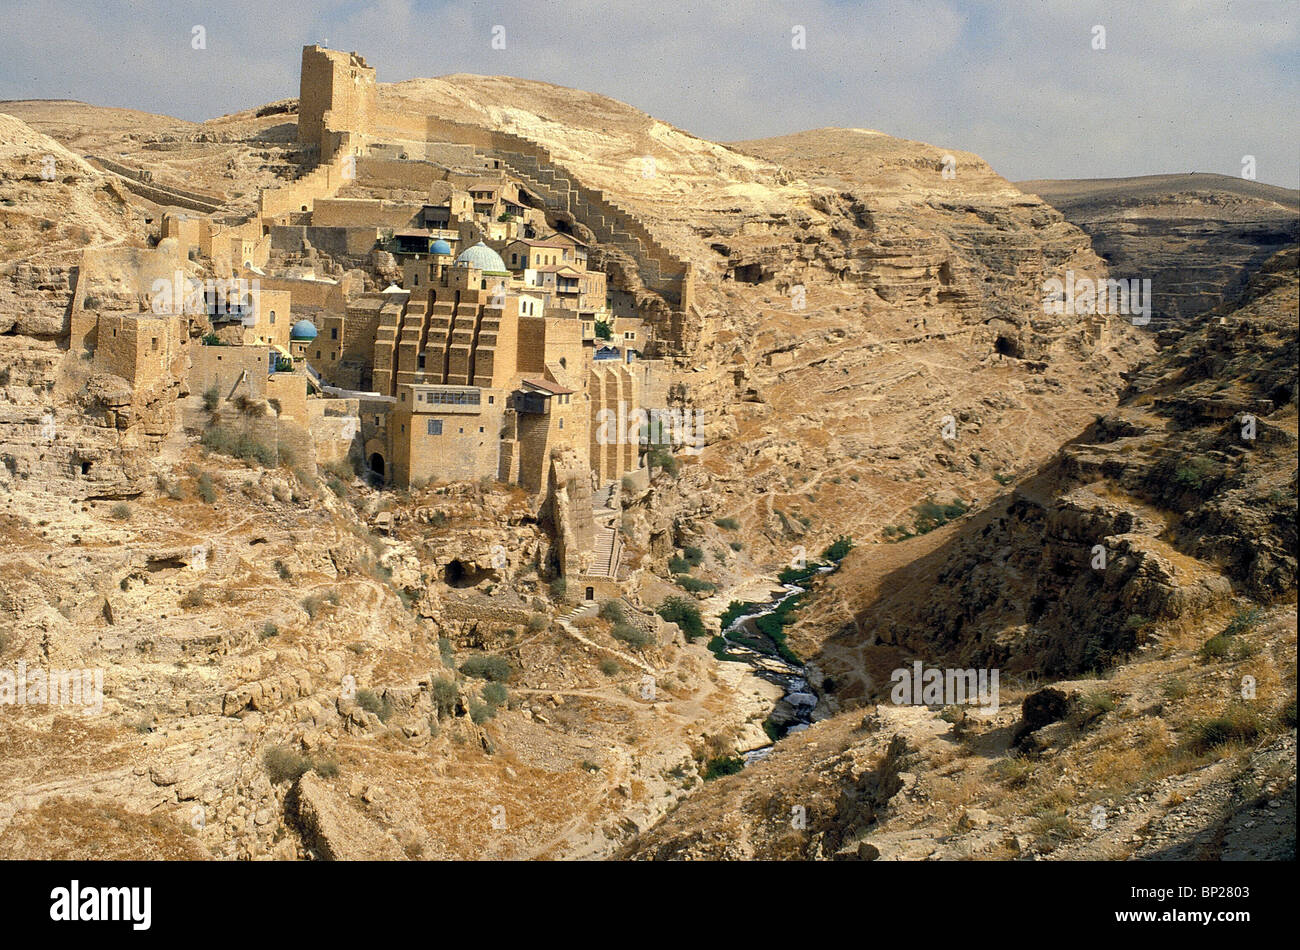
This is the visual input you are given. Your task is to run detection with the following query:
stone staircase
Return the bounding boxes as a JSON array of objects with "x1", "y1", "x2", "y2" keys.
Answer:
[{"x1": 589, "y1": 525, "x2": 620, "y2": 579}]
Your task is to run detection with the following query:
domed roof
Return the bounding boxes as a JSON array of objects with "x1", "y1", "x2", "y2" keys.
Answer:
[
  {"x1": 290, "y1": 319, "x2": 318, "y2": 341},
  {"x1": 431, "y1": 239, "x2": 452, "y2": 256},
  {"x1": 455, "y1": 241, "x2": 508, "y2": 274}
]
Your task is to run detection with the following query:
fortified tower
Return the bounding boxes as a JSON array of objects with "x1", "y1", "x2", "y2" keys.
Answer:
[{"x1": 297, "y1": 45, "x2": 376, "y2": 157}]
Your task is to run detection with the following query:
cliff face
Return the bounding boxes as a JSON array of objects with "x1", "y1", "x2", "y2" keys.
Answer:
[
  {"x1": 795, "y1": 248, "x2": 1297, "y2": 701},
  {"x1": 623, "y1": 254, "x2": 1296, "y2": 863},
  {"x1": 1020, "y1": 174, "x2": 1299, "y2": 329}
]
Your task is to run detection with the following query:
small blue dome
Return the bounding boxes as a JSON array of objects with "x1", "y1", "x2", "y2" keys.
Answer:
[
  {"x1": 455, "y1": 241, "x2": 508, "y2": 274},
  {"x1": 431, "y1": 239, "x2": 452, "y2": 256},
  {"x1": 290, "y1": 319, "x2": 318, "y2": 341}
]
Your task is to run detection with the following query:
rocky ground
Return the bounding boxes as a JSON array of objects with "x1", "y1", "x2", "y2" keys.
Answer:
[{"x1": 0, "y1": 79, "x2": 1293, "y2": 860}]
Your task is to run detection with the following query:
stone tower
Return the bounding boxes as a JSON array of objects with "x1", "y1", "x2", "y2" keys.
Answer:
[{"x1": 297, "y1": 46, "x2": 376, "y2": 156}]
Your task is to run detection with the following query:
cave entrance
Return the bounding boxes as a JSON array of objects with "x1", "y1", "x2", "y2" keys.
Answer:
[
  {"x1": 732, "y1": 263, "x2": 764, "y2": 284},
  {"x1": 994, "y1": 334, "x2": 1024, "y2": 358},
  {"x1": 444, "y1": 559, "x2": 493, "y2": 589},
  {"x1": 367, "y1": 453, "x2": 385, "y2": 480}
]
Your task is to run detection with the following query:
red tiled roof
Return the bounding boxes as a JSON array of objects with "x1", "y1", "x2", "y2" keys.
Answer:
[{"x1": 521, "y1": 377, "x2": 575, "y2": 395}]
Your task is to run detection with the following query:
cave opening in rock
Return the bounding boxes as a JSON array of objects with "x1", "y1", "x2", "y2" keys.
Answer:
[
  {"x1": 994, "y1": 334, "x2": 1024, "y2": 358},
  {"x1": 732, "y1": 263, "x2": 764, "y2": 284}
]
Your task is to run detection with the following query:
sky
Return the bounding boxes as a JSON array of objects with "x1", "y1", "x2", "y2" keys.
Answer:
[{"x1": 0, "y1": 0, "x2": 1296, "y2": 187}]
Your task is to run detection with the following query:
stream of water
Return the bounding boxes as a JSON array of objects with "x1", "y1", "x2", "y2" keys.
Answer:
[{"x1": 714, "y1": 565, "x2": 837, "y2": 765}]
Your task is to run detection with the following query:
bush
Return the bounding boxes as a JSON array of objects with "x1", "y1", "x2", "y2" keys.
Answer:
[
  {"x1": 432, "y1": 677, "x2": 458, "y2": 718},
  {"x1": 197, "y1": 472, "x2": 217, "y2": 503},
  {"x1": 821, "y1": 536, "x2": 853, "y2": 562},
  {"x1": 657, "y1": 597, "x2": 705, "y2": 640},
  {"x1": 599, "y1": 658, "x2": 622, "y2": 677},
  {"x1": 355, "y1": 688, "x2": 394, "y2": 722},
  {"x1": 482, "y1": 682, "x2": 508, "y2": 707},
  {"x1": 911, "y1": 498, "x2": 969, "y2": 534},
  {"x1": 682, "y1": 546, "x2": 704, "y2": 566},
  {"x1": 729, "y1": 541, "x2": 743, "y2": 552},
  {"x1": 469, "y1": 701, "x2": 497, "y2": 724},
  {"x1": 260, "y1": 621, "x2": 279, "y2": 640},
  {"x1": 527, "y1": 612, "x2": 547, "y2": 632},
  {"x1": 714, "y1": 517, "x2": 740, "y2": 530},
  {"x1": 550, "y1": 577, "x2": 567, "y2": 600},
  {"x1": 179, "y1": 588, "x2": 206, "y2": 609},
  {"x1": 668, "y1": 555, "x2": 693, "y2": 574},
  {"x1": 201, "y1": 425, "x2": 280, "y2": 468},
  {"x1": 649, "y1": 447, "x2": 678, "y2": 477},
  {"x1": 612, "y1": 623, "x2": 655, "y2": 650},
  {"x1": 263, "y1": 746, "x2": 338, "y2": 784},
  {"x1": 594, "y1": 320, "x2": 613, "y2": 341},
  {"x1": 703, "y1": 755, "x2": 745, "y2": 781},
  {"x1": 677, "y1": 576, "x2": 716, "y2": 594},
  {"x1": 598, "y1": 600, "x2": 626, "y2": 623},
  {"x1": 1189, "y1": 705, "x2": 1263, "y2": 753},
  {"x1": 460, "y1": 655, "x2": 512, "y2": 682},
  {"x1": 1173, "y1": 455, "x2": 1223, "y2": 491},
  {"x1": 109, "y1": 502, "x2": 131, "y2": 521},
  {"x1": 202, "y1": 383, "x2": 220, "y2": 412}
]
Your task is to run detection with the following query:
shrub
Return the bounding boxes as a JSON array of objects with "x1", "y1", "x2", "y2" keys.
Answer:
[
  {"x1": 196, "y1": 472, "x2": 217, "y2": 503},
  {"x1": 729, "y1": 541, "x2": 743, "y2": 552},
  {"x1": 599, "y1": 658, "x2": 622, "y2": 677},
  {"x1": 1222, "y1": 606, "x2": 1264, "y2": 637},
  {"x1": 682, "y1": 546, "x2": 704, "y2": 566},
  {"x1": 527, "y1": 612, "x2": 547, "y2": 632},
  {"x1": 657, "y1": 597, "x2": 705, "y2": 640},
  {"x1": 179, "y1": 588, "x2": 206, "y2": 609},
  {"x1": 431, "y1": 677, "x2": 458, "y2": 718},
  {"x1": 612, "y1": 623, "x2": 655, "y2": 650},
  {"x1": 260, "y1": 621, "x2": 279, "y2": 640},
  {"x1": 668, "y1": 556, "x2": 692, "y2": 574},
  {"x1": 460, "y1": 655, "x2": 512, "y2": 682},
  {"x1": 821, "y1": 536, "x2": 853, "y2": 562},
  {"x1": 264, "y1": 746, "x2": 338, "y2": 784},
  {"x1": 594, "y1": 320, "x2": 613, "y2": 341},
  {"x1": 301, "y1": 593, "x2": 326, "y2": 618},
  {"x1": 355, "y1": 688, "x2": 394, "y2": 722},
  {"x1": 202, "y1": 383, "x2": 220, "y2": 411},
  {"x1": 549, "y1": 577, "x2": 567, "y2": 600},
  {"x1": 1173, "y1": 455, "x2": 1223, "y2": 491},
  {"x1": 677, "y1": 575, "x2": 716, "y2": 594},
  {"x1": 703, "y1": 755, "x2": 745, "y2": 781},
  {"x1": 109, "y1": 502, "x2": 131, "y2": 521},
  {"x1": 911, "y1": 498, "x2": 968, "y2": 534},
  {"x1": 598, "y1": 600, "x2": 626, "y2": 623},
  {"x1": 1200, "y1": 633, "x2": 1234, "y2": 661},
  {"x1": 469, "y1": 701, "x2": 497, "y2": 724},
  {"x1": 1189, "y1": 705, "x2": 1263, "y2": 753},
  {"x1": 482, "y1": 682, "x2": 508, "y2": 707},
  {"x1": 649, "y1": 447, "x2": 678, "y2": 477},
  {"x1": 714, "y1": 517, "x2": 740, "y2": 530}
]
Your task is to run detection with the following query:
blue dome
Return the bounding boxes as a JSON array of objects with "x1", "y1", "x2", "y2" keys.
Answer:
[
  {"x1": 290, "y1": 319, "x2": 318, "y2": 341},
  {"x1": 455, "y1": 241, "x2": 508, "y2": 274},
  {"x1": 431, "y1": 239, "x2": 452, "y2": 256}
]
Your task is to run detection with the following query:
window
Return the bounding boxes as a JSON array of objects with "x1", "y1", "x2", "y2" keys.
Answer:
[
  {"x1": 269, "y1": 311, "x2": 276, "y2": 324},
  {"x1": 151, "y1": 337, "x2": 159, "y2": 352},
  {"x1": 418, "y1": 355, "x2": 426, "y2": 369},
  {"x1": 427, "y1": 419, "x2": 442, "y2": 435},
  {"x1": 331, "y1": 328, "x2": 338, "y2": 340},
  {"x1": 478, "y1": 426, "x2": 484, "y2": 433},
  {"x1": 487, "y1": 395, "x2": 494, "y2": 405},
  {"x1": 315, "y1": 350, "x2": 321, "y2": 360},
  {"x1": 458, "y1": 427, "x2": 464, "y2": 434},
  {"x1": 558, "y1": 418, "x2": 564, "y2": 429}
]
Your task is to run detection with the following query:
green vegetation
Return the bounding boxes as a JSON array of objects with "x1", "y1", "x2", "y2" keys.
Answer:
[
  {"x1": 481, "y1": 682, "x2": 508, "y2": 707},
  {"x1": 201, "y1": 425, "x2": 288, "y2": 468},
  {"x1": 549, "y1": 577, "x2": 567, "y2": 600},
  {"x1": 460, "y1": 655, "x2": 512, "y2": 682},
  {"x1": 469, "y1": 702, "x2": 497, "y2": 724},
  {"x1": 668, "y1": 555, "x2": 692, "y2": 574},
  {"x1": 649, "y1": 446, "x2": 678, "y2": 477},
  {"x1": 677, "y1": 575, "x2": 716, "y2": 594},
  {"x1": 594, "y1": 319, "x2": 613, "y2": 341},
  {"x1": 355, "y1": 688, "x2": 394, "y2": 723},
  {"x1": 656, "y1": 597, "x2": 705, "y2": 640},
  {"x1": 720, "y1": 600, "x2": 754, "y2": 630},
  {"x1": 681, "y1": 546, "x2": 704, "y2": 566},
  {"x1": 109, "y1": 502, "x2": 132, "y2": 521},
  {"x1": 729, "y1": 541, "x2": 743, "y2": 552},
  {"x1": 431, "y1": 677, "x2": 458, "y2": 719},
  {"x1": 259, "y1": 621, "x2": 279, "y2": 640},
  {"x1": 599, "y1": 658, "x2": 622, "y2": 677},
  {"x1": 263, "y1": 745, "x2": 339, "y2": 784},
  {"x1": 821, "y1": 536, "x2": 853, "y2": 562},
  {"x1": 1188, "y1": 704, "x2": 1263, "y2": 754},
  {"x1": 196, "y1": 472, "x2": 217, "y2": 503},
  {"x1": 527, "y1": 612, "x2": 547, "y2": 632},
  {"x1": 612, "y1": 623, "x2": 655, "y2": 650},
  {"x1": 911, "y1": 497, "x2": 970, "y2": 534},
  {"x1": 714, "y1": 517, "x2": 741, "y2": 530},
  {"x1": 993, "y1": 472, "x2": 1015, "y2": 485},
  {"x1": 703, "y1": 755, "x2": 745, "y2": 781},
  {"x1": 1173, "y1": 455, "x2": 1223, "y2": 490},
  {"x1": 598, "y1": 600, "x2": 626, "y2": 623}
]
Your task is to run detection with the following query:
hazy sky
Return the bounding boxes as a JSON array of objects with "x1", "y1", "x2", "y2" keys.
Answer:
[{"x1": 1, "y1": 0, "x2": 1296, "y2": 187}]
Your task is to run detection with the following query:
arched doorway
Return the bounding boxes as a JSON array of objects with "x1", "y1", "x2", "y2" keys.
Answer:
[
  {"x1": 585, "y1": 586, "x2": 595, "y2": 601},
  {"x1": 368, "y1": 453, "x2": 385, "y2": 480}
]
